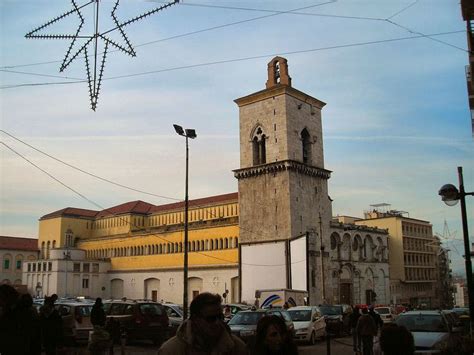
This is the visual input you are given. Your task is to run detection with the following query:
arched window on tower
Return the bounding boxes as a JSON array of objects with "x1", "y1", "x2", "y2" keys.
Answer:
[
  {"x1": 301, "y1": 128, "x2": 311, "y2": 165},
  {"x1": 252, "y1": 127, "x2": 266, "y2": 165}
]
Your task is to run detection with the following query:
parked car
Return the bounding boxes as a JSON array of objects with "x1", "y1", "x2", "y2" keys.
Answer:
[
  {"x1": 103, "y1": 300, "x2": 169, "y2": 345},
  {"x1": 55, "y1": 301, "x2": 93, "y2": 343},
  {"x1": 228, "y1": 309, "x2": 294, "y2": 344},
  {"x1": 374, "y1": 306, "x2": 398, "y2": 323},
  {"x1": 224, "y1": 303, "x2": 252, "y2": 316},
  {"x1": 319, "y1": 305, "x2": 344, "y2": 336},
  {"x1": 287, "y1": 306, "x2": 326, "y2": 345},
  {"x1": 162, "y1": 303, "x2": 183, "y2": 335},
  {"x1": 395, "y1": 310, "x2": 464, "y2": 354}
]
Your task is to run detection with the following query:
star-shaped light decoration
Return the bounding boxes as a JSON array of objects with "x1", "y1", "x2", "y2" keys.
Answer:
[{"x1": 26, "y1": 0, "x2": 179, "y2": 111}]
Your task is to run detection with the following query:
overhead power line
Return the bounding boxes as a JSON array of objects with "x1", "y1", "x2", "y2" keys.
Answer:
[
  {"x1": 1, "y1": 131, "x2": 278, "y2": 241},
  {"x1": 0, "y1": 30, "x2": 465, "y2": 90},
  {"x1": 1, "y1": 130, "x2": 181, "y2": 202},
  {"x1": 1, "y1": 139, "x2": 303, "y2": 266}
]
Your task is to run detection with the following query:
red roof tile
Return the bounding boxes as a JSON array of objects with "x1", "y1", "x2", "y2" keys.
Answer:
[
  {"x1": 0, "y1": 236, "x2": 39, "y2": 251},
  {"x1": 96, "y1": 200, "x2": 156, "y2": 218},
  {"x1": 150, "y1": 192, "x2": 238, "y2": 213},
  {"x1": 40, "y1": 207, "x2": 99, "y2": 220},
  {"x1": 40, "y1": 193, "x2": 239, "y2": 220}
]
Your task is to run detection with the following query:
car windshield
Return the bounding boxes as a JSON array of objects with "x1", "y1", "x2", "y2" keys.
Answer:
[
  {"x1": 288, "y1": 310, "x2": 312, "y2": 321},
  {"x1": 228, "y1": 312, "x2": 264, "y2": 325},
  {"x1": 139, "y1": 304, "x2": 163, "y2": 316},
  {"x1": 396, "y1": 314, "x2": 448, "y2": 332},
  {"x1": 320, "y1": 306, "x2": 342, "y2": 316},
  {"x1": 375, "y1": 308, "x2": 390, "y2": 314}
]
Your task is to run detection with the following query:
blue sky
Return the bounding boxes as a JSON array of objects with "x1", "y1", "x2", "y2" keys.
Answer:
[{"x1": 1, "y1": 0, "x2": 473, "y2": 275}]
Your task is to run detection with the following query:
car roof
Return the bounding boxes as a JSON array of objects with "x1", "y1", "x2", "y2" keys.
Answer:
[
  {"x1": 56, "y1": 302, "x2": 93, "y2": 306},
  {"x1": 399, "y1": 310, "x2": 443, "y2": 316},
  {"x1": 287, "y1": 306, "x2": 315, "y2": 311}
]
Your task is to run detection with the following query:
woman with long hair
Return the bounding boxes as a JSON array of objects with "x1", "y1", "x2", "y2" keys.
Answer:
[{"x1": 251, "y1": 315, "x2": 298, "y2": 355}]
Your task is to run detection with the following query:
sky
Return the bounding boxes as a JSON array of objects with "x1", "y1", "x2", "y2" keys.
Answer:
[{"x1": 0, "y1": 0, "x2": 473, "y2": 276}]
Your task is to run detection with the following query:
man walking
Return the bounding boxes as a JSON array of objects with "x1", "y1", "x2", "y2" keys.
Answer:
[
  {"x1": 350, "y1": 306, "x2": 361, "y2": 353},
  {"x1": 356, "y1": 308, "x2": 377, "y2": 355},
  {"x1": 158, "y1": 293, "x2": 247, "y2": 355}
]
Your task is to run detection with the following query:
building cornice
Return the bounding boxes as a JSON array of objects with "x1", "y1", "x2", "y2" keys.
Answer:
[
  {"x1": 233, "y1": 160, "x2": 331, "y2": 180},
  {"x1": 234, "y1": 85, "x2": 326, "y2": 109}
]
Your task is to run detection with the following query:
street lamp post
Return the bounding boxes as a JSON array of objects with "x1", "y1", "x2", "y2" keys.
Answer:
[
  {"x1": 439, "y1": 166, "x2": 474, "y2": 334},
  {"x1": 173, "y1": 124, "x2": 197, "y2": 320}
]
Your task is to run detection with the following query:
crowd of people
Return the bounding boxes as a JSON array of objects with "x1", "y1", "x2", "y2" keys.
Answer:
[
  {"x1": 350, "y1": 305, "x2": 414, "y2": 355},
  {"x1": 1, "y1": 283, "x2": 416, "y2": 355},
  {"x1": 0, "y1": 284, "x2": 63, "y2": 355}
]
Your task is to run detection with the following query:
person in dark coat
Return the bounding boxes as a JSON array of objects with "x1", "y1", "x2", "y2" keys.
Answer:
[
  {"x1": 0, "y1": 285, "x2": 40, "y2": 355},
  {"x1": 250, "y1": 315, "x2": 298, "y2": 355},
  {"x1": 349, "y1": 306, "x2": 361, "y2": 352},
  {"x1": 356, "y1": 308, "x2": 377, "y2": 355},
  {"x1": 368, "y1": 305, "x2": 384, "y2": 332},
  {"x1": 91, "y1": 297, "x2": 106, "y2": 328},
  {"x1": 39, "y1": 296, "x2": 63, "y2": 355}
]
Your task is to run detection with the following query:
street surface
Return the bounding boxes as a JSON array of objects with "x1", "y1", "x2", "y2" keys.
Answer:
[{"x1": 57, "y1": 335, "x2": 356, "y2": 355}]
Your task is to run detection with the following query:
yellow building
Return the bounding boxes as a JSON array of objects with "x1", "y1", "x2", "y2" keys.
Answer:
[
  {"x1": 25, "y1": 193, "x2": 240, "y2": 303},
  {"x1": 355, "y1": 208, "x2": 440, "y2": 307}
]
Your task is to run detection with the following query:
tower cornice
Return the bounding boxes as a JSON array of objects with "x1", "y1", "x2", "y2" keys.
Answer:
[
  {"x1": 233, "y1": 159, "x2": 331, "y2": 180},
  {"x1": 234, "y1": 85, "x2": 326, "y2": 109}
]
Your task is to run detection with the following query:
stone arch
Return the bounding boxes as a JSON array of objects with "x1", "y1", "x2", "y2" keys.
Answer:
[
  {"x1": 376, "y1": 237, "x2": 384, "y2": 261},
  {"x1": 330, "y1": 232, "x2": 341, "y2": 260},
  {"x1": 364, "y1": 235, "x2": 374, "y2": 261},
  {"x1": 352, "y1": 234, "x2": 362, "y2": 261},
  {"x1": 110, "y1": 278, "x2": 124, "y2": 299},
  {"x1": 251, "y1": 124, "x2": 267, "y2": 165},
  {"x1": 341, "y1": 233, "x2": 351, "y2": 261},
  {"x1": 46, "y1": 241, "x2": 51, "y2": 259},
  {"x1": 144, "y1": 278, "x2": 160, "y2": 302},
  {"x1": 224, "y1": 238, "x2": 229, "y2": 249},
  {"x1": 41, "y1": 242, "x2": 45, "y2": 259}
]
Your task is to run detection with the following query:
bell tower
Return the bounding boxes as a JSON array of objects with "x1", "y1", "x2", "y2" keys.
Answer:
[{"x1": 234, "y1": 57, "x2": 333, "y2": 305}]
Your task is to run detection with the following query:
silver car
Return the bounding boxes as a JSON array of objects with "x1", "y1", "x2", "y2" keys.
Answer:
[
  {"x1": 287, "y1": 306, "x2": 326, "y2": 345},
  {"x1": 374, "y1": 306, "x2": 398, "y2": 324},
  {"x1": 162, "y1": 303, "x2": 183, "y2": 335},
  {"x1": 395, "y1": 310, "x2": 463, "y2": 354}
]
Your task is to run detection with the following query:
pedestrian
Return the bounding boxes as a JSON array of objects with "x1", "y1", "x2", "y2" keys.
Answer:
[
  {"x1": 224, "y1": 305, "x2": 232, "y2": 319},
  {"x1": 349, "y1": 306, "x2": 361, "y2": 353},
  {"x1": 0, "y1": 285, "x2": 40, "y2": 355},
  {"x1": 39, "y1": 296, "x2": 63, "y2": 355},
  {"x1": 91, "y1": 297, "x2": 106, "y2": 328},
  {"x1": 158, "y1": 292, "x2": 247, "y2": 354},
  {"x1": 379, "y1": 324, "x2": 414, "y2": 355},
  {"x1": 368, "y1": 305, "x2": 384, "y2": 332},
  {"x1": 356, "y1": 308, "x2": 377, "y2": 355},
  {"x1": 250, "y1": 315, "x2": 298, "y2": 355}
]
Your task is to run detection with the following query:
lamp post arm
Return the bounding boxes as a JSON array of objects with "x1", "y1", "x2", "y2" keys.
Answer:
[{"x1": 457, "y1": 166, "x2": 474, "y2": 334}]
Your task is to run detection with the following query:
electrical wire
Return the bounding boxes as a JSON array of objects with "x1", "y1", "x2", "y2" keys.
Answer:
[
  {"x1": 0, "y1": 30, "x2": 465, "y2": 90},
  {"x1": 387, "y1": 0, "x2": 419, "y2": 20},
  {"x1": 1, "y1": 139, "x2": 307, "y2": 266},
  {"x1": 0, "y1": 130, "x2": 181, "y2": 202},
  {"x1": 0, "y1": 1, "x2": 339, "y2": 70},
  {"x1": 0, "y1": 130, "x2": 287, "y2": 242}
]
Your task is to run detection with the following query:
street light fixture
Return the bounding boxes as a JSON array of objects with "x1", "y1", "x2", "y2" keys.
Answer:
[
  {"x1": 438, "y1": 166, "x2": 474, "y2": 334},
  {"x1": 173, "y1": 124, "x2": 197, "y2": 320}
]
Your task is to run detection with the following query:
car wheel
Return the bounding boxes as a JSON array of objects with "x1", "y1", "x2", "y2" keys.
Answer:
[{"x1": 310, "y1": 331, "x2": 316, "y2": 345}]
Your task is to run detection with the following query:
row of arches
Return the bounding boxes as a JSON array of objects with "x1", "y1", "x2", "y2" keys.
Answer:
[
  {"x1": 86, "y1": 236, "x2": 239, "y2": 259},
  {"x1": 330, "y1": 232, "x2": 388, "y2": 262}
]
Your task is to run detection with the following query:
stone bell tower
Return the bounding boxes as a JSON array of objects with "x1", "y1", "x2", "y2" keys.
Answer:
[{"x1": 234, "y1": 57, "x2": 333, "y2": 305}]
